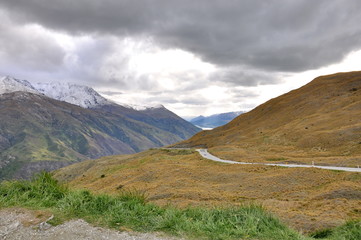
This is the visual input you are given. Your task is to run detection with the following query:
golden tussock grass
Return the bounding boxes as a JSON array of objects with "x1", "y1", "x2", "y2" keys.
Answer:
[{"x1": 54, "y1": 149, "x2": 361, "y2": 233}]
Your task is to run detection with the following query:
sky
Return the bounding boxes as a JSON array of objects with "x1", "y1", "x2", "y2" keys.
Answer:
[{"x1": 0, "y1": 0, "x2": 361, "y2": 118}]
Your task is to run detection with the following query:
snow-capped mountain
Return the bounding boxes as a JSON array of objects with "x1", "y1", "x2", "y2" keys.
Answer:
[
  {"x1": 0, "y1": 75, "x2": 165, "y2": 110},
  {"x1": 32, "y1": 82, "x2": 111, "y2": 109},
  {"x1": 0, "y1": 76, "x2": 40, "y2": 95}
]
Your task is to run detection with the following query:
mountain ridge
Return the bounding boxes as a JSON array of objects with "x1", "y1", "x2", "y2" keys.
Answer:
[{"x1": 0, "y1": 76, "x2": 168, "y2": 111}]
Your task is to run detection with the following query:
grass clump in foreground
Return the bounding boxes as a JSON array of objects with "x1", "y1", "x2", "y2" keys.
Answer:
[{"x1": 0, "y1": 172, "x2": 359, "y2": 240}]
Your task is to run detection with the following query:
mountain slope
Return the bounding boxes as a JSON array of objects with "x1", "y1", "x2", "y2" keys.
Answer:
[
  {"x1": 0, "y1": 91, "x2": 199, "y2": 179},
  {"x1": 176, "y1": 71, "x2": 361, "y2": 164},
  {"x1": 190, "y1": 111, "x2": 244, "y2": 129}
]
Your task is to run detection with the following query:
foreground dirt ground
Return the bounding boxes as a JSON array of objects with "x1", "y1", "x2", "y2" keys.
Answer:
[
  {"x1": 0, "y1": 208, "x2": 180, "y2": 240},
  {"x1": 54, "y1": 149, "x2": 361, "y2": 233}
]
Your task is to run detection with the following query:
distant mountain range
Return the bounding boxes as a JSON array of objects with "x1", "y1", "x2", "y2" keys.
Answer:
[
  {"x1": 189, "y1": 111, "x2": 244, "y2": 129},
  {"x1": 0, "y1": 76, "x2": 200, "y2": 179}
]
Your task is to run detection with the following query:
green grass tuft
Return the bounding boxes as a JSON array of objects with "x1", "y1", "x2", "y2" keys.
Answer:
[{"x1": 328, "y1": 220, "x2": 361, "y2": 240}]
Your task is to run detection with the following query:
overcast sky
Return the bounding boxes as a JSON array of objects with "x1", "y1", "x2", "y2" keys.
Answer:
[{"x1": 1, "y1": 0, "x2": 361, "y2": 117}]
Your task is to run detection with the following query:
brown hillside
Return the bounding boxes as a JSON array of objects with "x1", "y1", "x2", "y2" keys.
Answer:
[
  {"x1": 54, "y1": 149, "x2": 361, "y2": 233},
  {"x1": 178, "y1": 71, "x2": 361, "y2": 165}
]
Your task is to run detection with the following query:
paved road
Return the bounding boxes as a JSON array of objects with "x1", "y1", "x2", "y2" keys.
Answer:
[{"x1": 196, "y1": 149, "x2": 361, "y2": 173}]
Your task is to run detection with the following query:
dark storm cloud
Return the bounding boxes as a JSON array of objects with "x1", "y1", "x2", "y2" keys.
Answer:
[
  {"x1": 1, "y1": 0, "x2": 361, "y2": 73},
  {"x1": 0, "y1": 11, "x2": 65, "y2": 72}
]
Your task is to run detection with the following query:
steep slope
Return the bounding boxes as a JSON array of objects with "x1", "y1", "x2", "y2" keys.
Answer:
[
  {"x1": 0, "y1": 92, "x2": 198, "y2": 179},
  {"x1": 190, "y1": 111, "x2": 244, "y2": 129},
  {"x1": 177, "y1": 71, "x2": 361, "y2": 164}
]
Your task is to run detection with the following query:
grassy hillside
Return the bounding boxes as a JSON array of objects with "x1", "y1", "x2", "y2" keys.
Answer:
[
  {"x1": 176, "y1": 71, "x2": 361, "y2": 166},
  {"x1": 0, "y1": 172, "x2": 307, "y2": 240},
  {"x1": 54, "y1": 148, "x2": 361, "y2": 234},
  {"x1": 1, "y1": 172, "x2": 360, "y2": 240}
]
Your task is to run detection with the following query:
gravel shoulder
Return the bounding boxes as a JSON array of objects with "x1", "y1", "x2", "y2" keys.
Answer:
[{"x1": 0, "y1": 208, "x2": 182, "y2": 240}]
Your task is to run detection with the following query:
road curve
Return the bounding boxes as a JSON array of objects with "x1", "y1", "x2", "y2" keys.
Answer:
[{"x1": 196, "y1": 149, "x2": 361, "y2": 173}]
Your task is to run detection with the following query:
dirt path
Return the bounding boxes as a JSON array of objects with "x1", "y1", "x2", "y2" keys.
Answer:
[
  {"x1": 0, "y1": 208, "x2": 182, "y2": 240},
  {"x1": 196, "y1": 149, "x2": 361, "y2": 172}
]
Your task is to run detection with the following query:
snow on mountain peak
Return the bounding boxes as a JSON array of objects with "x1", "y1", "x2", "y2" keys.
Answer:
[
  {"x1": 0, "y1": 76, "x2": 40, "y2": 95},
  {"x1": 122, "y1": 103, "x2": 165, "y2": 111},
  {"x1": 0, "y1": 75, "x2": 163, "y2": 110},
  {"x1": 32, "y1": 82, "x2": 110, "y2": 109}
]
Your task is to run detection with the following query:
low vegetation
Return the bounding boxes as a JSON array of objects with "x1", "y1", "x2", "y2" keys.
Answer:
[{"x1": 0, "y1": 172, "x2": 360, "y2": 240}]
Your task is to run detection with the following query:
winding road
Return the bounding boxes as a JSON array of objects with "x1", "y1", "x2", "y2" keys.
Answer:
[{"x1": 196, "y1": 149, "x2": 361, "y2": 173}]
